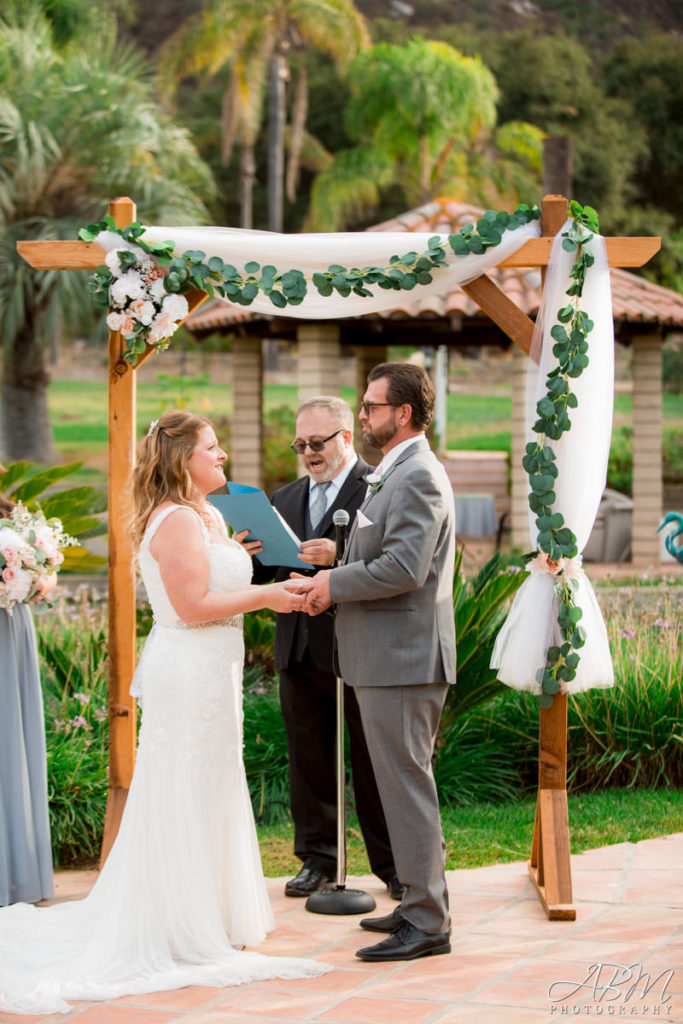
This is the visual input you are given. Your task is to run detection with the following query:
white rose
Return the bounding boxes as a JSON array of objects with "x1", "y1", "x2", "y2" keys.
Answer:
[
  {"x1": 111, "y1": 269, "x2": 144, "y2": 305},
  {"x1": 105, "y1": 249, "x2": 125, "y2": 277},
  {"x1": 8, "y1": 567, "x2": 33, "y2": 603},
  {"x1": 149, "y1": 278, "x2": 166, "y2": 301},
  {"x1": 129, "y1": 299, "x2": 156, "y2": 326},
  {"x1": 106, "y1": 311, "x2": 127, "y2": 331},
  {"x1": 0, "y1": 527, "x2": 20, "y2": 550},
  {"x1": 152, "y1": 311, "x2": 177, "y2": 339},
  {"x1": 161, "y1": 293, "x2": 189, "y2": 321}
]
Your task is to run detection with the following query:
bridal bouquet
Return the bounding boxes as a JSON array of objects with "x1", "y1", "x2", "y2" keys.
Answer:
[{"x1": 0, "y1": 504, "x2": 76, "y2": 612}]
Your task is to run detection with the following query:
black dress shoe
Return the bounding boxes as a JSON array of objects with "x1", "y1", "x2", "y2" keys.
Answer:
[
  {"x1": 387, "y1": 875, "x2": 405, "y2": 901},
  {"x1": 284, "y1": 866, "x2": 332, "y2": 897},
  {"x1": 356, "y1": 920, "x2": 451, "y2": 962},
  {"x1": 360, "y1": 907, "x2": 404, "y2": 933}
]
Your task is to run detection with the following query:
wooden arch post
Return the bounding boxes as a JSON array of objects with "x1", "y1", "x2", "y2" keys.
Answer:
[
  {"x1": 101, "y1": 196, "x2": 139, "y2": 864},
  {"x1": 528, "y1": 196, "x2": 576, "y2": 921}
]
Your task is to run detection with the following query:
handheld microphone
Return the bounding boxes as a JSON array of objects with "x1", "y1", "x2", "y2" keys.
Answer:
[{"x1": 333, "y1": 508, "x2": 350, "y2": 564}]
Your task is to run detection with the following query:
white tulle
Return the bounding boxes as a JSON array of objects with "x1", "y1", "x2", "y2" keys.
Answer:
[
  {"x1": 0, "y1": 506, "x2": 330, "y2": 1016},
  {"x1": 491, "y1": 223, "x2": 615, "y2": 695},
  {"x1": 95, "y1": 219, "x2": 540, "y2": 320}
]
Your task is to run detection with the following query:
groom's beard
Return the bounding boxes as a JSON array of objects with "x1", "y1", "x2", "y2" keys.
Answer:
[{"x1": 362, "y1": 418, "x2": 398, "y2": 450}]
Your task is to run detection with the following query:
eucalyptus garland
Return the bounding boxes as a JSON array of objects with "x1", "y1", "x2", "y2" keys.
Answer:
[
  {"x1": 522, "y1": 200, "x2": 600, "y2": 708},
  {"x1": 79, "y1": 204, "x2": 539, "y2": 365}
]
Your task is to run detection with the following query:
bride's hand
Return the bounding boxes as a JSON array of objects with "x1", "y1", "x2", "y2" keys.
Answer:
[{"x1": 265, "y1": 579, "x2": 312, "y2": 614}]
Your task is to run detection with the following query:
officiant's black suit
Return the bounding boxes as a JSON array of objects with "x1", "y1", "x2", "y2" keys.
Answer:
[{"x1": 252, "y1": 455, "x2": 396, "y2": 884}]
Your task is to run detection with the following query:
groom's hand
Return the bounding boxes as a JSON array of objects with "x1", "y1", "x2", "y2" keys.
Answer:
[{"x1": 291, "y1": 570, "x2": 332, "y2": 615}]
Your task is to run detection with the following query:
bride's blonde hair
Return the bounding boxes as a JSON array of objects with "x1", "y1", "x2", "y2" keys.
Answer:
[{"x1": 130, "y1": 409, "x2": 214, "y2": 547}]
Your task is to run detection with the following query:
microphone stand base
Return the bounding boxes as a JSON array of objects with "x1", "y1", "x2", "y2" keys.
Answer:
[{"x1": 305, "y1": 886, "x2": 377, "y2": 916}]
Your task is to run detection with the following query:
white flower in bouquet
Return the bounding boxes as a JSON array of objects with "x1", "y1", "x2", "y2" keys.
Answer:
[
  {"x1": 106, "y1": 310, "x2": 130, "y2": 332},
  {"x1": 105, "y1": 249, "x2": 125, "y2": 277},
  {"x1": 149, "y1": 277, "x2": 167, "y2": 301},
  {"x1": 129, "y1": 299, "x2": 156, "y2": 326},
  {"x1": 0, "y1": 505, "x2": 77, "y2": 613},
  {"x1": 111, "y1": 269, "x2": 145, "y2": 305},
  {"x1": 161, "y1": 293, "x2": 189, "y2": 321}
]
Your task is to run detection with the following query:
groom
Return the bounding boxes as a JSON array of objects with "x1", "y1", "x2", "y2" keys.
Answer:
[{"x1": 300, "y1": 362, "x2": 456, "y2": 962}]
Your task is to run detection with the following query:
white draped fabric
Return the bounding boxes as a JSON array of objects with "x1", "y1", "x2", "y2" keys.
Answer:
[
  {"x1": 491, "y1": 222, "x2": 615, "y2": 694},
  {"x1": 95, "y1": 220, "x2": 541, "y2": 320}
]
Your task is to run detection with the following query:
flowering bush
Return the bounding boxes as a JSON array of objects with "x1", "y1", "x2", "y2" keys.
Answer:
[{"x1": 0, "y1": 504, "x2": 76, "y2": 612}]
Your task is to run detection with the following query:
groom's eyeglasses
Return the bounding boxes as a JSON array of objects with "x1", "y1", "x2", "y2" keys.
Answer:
[
  {"x1": 290, "y1": 429, "x2": 344, "y2": 454},
  {"x1": 359, "y1": 402, "x2": 395, "y2": 416}
]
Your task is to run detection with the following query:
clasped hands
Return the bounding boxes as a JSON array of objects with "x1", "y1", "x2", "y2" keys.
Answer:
[
  {"x1": 233, "y1": 529, "x2": 334, "y2": 615},
  {"x1": 289, "y1": 571, "x2": 332, "y2": 616}
]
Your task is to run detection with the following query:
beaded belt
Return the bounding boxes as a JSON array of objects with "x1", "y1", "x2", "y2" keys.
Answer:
[{"x1": 158, "y1": 615, "x2": 243, "y2": 631}]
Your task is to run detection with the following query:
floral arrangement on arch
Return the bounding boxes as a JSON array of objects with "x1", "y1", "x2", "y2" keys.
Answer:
[
  {"x1": 0, "y1": 505, "x2": 76, "y2": 611},
  {"x1": 86, "y1": 229, "x2": 189, "y2": 364}
]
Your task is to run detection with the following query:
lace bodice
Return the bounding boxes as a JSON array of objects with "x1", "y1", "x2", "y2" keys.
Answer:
[{"x1": 138, "y1": 504, "x2": 253, "y2": 626}]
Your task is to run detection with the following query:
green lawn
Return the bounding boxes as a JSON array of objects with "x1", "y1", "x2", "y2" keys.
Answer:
[
  {"x1": 48, "y1": 377, "x2": 683, "y2": 465},
  {"x1": 257, "y1": 788, "x2": 683, "y2": 876}
]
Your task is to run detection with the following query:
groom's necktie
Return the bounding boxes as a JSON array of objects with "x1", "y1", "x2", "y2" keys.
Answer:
[{"x1": 310, "y1": 481, "x2": 331, "y2": 531}]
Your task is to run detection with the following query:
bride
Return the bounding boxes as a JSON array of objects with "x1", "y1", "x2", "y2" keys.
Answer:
[{"x1": 0, "y1": 410, "x2": 329, "y2": 1016}]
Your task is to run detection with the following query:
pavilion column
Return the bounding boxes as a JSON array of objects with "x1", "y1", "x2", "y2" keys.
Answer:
[
  {"x1": 296, "y1": 323, "x2": 341, "y2": 401},
  {"x1": 631, "y1": 333, "x2": 663, "y2": 567},
  {"x1": 354, "y1": 344, "x2": 387, "y2": 464},
  {"x1": 510, "y1": 345, "x2": 530, "y2": 548},
  {"x1": 231, "y1": 337, "x2": 264, "y2": 489}
]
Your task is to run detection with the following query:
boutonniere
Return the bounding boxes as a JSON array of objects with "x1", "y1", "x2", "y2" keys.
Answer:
[{"x1": 363, "y1": 471, "x2": 387, "y2": 495}]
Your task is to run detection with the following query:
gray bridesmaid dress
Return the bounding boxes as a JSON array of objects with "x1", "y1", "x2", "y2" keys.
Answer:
[{"x1": 0, "y1": 604, "x2": 54, "y2": 905}]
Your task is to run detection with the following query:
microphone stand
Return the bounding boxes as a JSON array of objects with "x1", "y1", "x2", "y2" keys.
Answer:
[{"x1": 305, "y1": 509, "x2": 376, "y2": 916}]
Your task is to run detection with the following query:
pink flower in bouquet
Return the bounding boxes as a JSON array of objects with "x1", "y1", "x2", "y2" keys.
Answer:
[
  {"x1": 106, "y1": 310, "x2": 127, "y2": 331},
  {"x1": 129, "y1": 299, "x2": 156, "y2": 326},
  {"x1": 2, "y1": 566, "x2": 16, "y2": 582},
  {"x1": 529, "y1": 551, "x2": 583, "y2": 578},
  {"x1": 529, "y1": 551, "x2": 564, "y2": 576}
]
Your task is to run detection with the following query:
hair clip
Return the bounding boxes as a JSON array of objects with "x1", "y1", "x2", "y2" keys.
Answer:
[{"x1": 147, "y1": 419, "x2": 159, "y2": 437}]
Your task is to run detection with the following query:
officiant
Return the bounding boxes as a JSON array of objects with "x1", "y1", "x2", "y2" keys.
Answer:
[{"x1": 239, "y1": 396, "x2": 402, "y2": 901}]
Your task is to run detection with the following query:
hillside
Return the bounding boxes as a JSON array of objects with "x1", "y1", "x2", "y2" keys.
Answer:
[
  {"x1": 355, "y1": 0, "x2": 683, "y2": 48},
  {"x1": 128, "y1": 0, "x2": 682, "y2": 54}
]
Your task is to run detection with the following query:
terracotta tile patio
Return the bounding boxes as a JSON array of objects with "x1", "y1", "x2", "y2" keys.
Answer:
[{"x1": 2, "y1": 834, "x2": 680, "y2": 1024}]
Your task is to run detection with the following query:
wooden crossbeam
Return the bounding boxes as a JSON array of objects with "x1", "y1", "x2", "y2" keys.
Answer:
[
  {"x1": 498, "y1": 234, "x2": 660, "y2": 268},
  {"x1": 16, "y1": 234, "x2": 661, "y2": 272},
  {"x1": 462, "y1": 276, "x2": 535, "y2": 354}
]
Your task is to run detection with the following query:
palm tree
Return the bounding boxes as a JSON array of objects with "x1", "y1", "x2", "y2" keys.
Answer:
[
  {"x1": 307, "y1": 38, "x2": 543, "y2": 230},
  {"x1": 160, "y1": 0, "x2": 369, "y2": 231},
  {"x1": 0, "y1": 1, "x2": 214, "y2": 461}
]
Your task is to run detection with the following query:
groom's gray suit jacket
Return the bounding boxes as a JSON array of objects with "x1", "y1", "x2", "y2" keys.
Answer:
[{"x1": 329, "y1": 437, "x2": 456, "y2": 687}]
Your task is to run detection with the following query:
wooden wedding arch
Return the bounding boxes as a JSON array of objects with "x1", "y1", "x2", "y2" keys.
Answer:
[{"x1": 18, "y1": 194, "x2": 660, "y2": 919}]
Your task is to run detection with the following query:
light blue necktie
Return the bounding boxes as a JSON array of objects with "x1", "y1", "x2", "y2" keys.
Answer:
[{"x1": 310, "y1": 481, "x2": 331, "y2": 530}]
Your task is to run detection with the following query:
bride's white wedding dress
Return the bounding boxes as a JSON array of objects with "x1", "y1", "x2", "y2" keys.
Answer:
[{"x1": 0, "y1": 505, "x2": 330, "y2": 1016}]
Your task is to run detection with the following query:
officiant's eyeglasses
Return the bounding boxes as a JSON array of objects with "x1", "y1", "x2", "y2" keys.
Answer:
[{"x1": 290, "y1": 429, "x2": 344, "y2": 454}]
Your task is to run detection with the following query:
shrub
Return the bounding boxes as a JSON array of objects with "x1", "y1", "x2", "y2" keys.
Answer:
[
  {"x1": 37, "y1": 587, "x2": 109, "y2": 865},
  {"x1": 607, "y1": 425, "x2": 683, "y2": 495},
  {"x1": 456, "y1": 580, "x2": 683, "y2": 795}
]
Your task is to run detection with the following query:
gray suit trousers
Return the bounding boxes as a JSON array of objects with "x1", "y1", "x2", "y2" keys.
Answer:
[{"x1": 353, "y1": 681, "x2": 450, "y2": 935}]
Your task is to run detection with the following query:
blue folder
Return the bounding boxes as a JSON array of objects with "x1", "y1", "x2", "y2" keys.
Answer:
[{"x1": 210, "y1": 484, "x2": 303, "y2": 569}]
